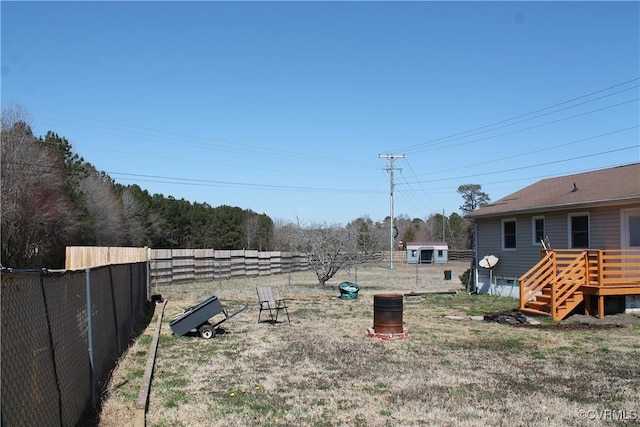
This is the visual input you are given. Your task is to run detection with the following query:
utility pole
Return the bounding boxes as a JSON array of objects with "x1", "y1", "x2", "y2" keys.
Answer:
[
  {"x1": 379, "y1": 153, "x2": 405, "y2": 269},
  {"x1": 443, "y1": 208, "x2": 446, "y2": 243}
]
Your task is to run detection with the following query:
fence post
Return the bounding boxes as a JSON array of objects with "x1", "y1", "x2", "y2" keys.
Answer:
[
  {"x1": 39, "y1": 272, "x2": 64, "y2": 424},
  {"x1": 109, "y1": 265, "x2": 121, "y2": 352},
  {"x1": 597, "y1": 250, "x2": 604, "y2": 288},
  {"x1": 130, "y1": 264, "x2": 135, "y2": 329},
  {"x1": 85, "y1": 268, "x2": 96, "y2": 410},
  {"x1": 146, "y1": 259, "x2": 151, "y2": 302}
]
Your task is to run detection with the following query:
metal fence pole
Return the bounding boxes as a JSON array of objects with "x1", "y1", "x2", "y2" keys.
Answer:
[
  {"x1": 39, "y1": 272, "x2": 64, "y2": 424},
  {"x1": 85, "y1": 268, "x2": 96, "y2": 410},
  {"x1": 146, "y1": 259, "x2": 151, "y2": 301},
  {"x1": 130, "y1": 264, "x2": 135, "y2": 328},
  {"x1": 108, "y1": 265, "x2": 121, "y2": 352}
]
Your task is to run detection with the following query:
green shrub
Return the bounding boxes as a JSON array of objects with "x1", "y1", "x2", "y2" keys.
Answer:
[{"x1": 459, "y1": 268, "x2": 474, "y2": 288}]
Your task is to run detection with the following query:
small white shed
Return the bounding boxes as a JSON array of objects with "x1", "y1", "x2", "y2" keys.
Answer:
[{"x1": 406, "y1": 242, "x2": 448, "y2": 264}]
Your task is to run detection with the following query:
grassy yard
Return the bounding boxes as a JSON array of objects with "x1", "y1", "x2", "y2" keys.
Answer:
[{"x1": 99, "y1": 262, "x2": 640, "y2": 426}]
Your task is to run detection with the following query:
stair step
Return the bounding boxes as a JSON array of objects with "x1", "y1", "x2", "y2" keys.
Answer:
[
  {"x1": 526, "y1": 301, "x2": 550, "y2": 311},
  {"x1": 525, "y1": 281, "x2": 586, "y2": 320},
  {"x1": 537, "y1": 290, "x2": 584, "y2": 300},
  {"x1": 536, "y1": 295, "x2": 551, "y2": 303},
  {"x1": 528, "y1": 297, "x2": 581, "y2": 311},
  {"x1": 521, "y1": 307, "x2": 551, "y2": 317}
]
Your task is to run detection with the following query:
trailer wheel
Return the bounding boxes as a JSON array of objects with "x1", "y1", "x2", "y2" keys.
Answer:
[{"x1": 199, "y1": 324, "x2": 216, "y2": 339}]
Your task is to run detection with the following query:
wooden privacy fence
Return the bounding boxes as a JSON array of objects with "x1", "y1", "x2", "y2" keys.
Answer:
[
  {"x1": 66, "y1": 247, "x2": 474, "y2": 288},
  {"x1": 383, "y1": 249, "x2": 474, "y2": 264},
  {"x1": 149, "y1": 249, "x2": 309, "y2": 286},
  {"x1": 66, "y1": 246, "x2": 150, "y2": 270},
  {"x1": 448, "y1": 250, "x2": 474, "y2": 262},
  {"x1": 66, "y1": 246, "x2": 310, "y2": 285}
]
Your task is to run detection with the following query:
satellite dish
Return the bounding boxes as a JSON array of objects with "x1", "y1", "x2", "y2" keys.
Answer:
[
  {"x1": 479, "y1": 255, "x2": 499, "y2": 296},
  {"x1": 479, "y1": 255, "x2": 499, "y2": 269}
]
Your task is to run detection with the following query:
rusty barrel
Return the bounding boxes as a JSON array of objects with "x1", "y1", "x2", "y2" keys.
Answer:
[{"x1": 373, "y1": 294, "x2": 403, "y2": 334}]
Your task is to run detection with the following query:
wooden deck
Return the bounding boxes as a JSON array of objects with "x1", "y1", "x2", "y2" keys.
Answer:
[{"x1": 520, "y1": 249, "x2": 640, "y2": 320}]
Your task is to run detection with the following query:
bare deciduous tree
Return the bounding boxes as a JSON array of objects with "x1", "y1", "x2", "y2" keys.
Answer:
[
  {"x1": 1, "y1": 106, "x2": 79, "y2": 267},
  {"x1": 296, "y1": 223, "x2": 354, "y2": 286},
  {"x1": 287, "y1": 220, "x2": 383, "y2": 286},
  {"x1": 78, "y1": 167, "x2": 126, "y2": 246},
  {"x1": 243, "y1": 214, "x2": 259, "y2": 249},
  {"x1": 121, "y1": 187, "x2": 148, "y2": 246}
]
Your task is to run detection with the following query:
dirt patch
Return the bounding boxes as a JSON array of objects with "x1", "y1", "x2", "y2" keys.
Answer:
[
  {"x1": 483, "y1": 310, "x2": 527, "y2": 325},
  {"x1": 563, "y1": 313, "x2": 640, "y2": 326},
  {"x1": 514, "y1": 322, "x2": 625, "y2": 330},
  {"x1": 483, "y1": 310, "x2": 639, "y2": 329}
]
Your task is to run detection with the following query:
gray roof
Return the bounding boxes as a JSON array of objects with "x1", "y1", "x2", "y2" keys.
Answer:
[{"x1": 467, "y1": 163, "x2": 640, "y2": 219}]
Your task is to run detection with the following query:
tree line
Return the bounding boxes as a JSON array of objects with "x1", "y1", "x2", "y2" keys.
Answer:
[
  {"x1": 1, "y1": 108, "x2": 273, "y2": 268},
  {"x1": 1, "y1": 106, "x2": 489, "y2": 271}
]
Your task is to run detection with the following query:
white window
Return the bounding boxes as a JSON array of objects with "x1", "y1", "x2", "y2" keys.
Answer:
[
  {"x1": 532, "y1": 216, "x2": 545, "y2": 246},
  {"x1": 502, "y1": 218, "x2": 517, "y2": 250},
  {"x1": 568, "y1": 213, "x2": 590, "y2": 248},
  {"x1": 622, "y1": 208, "x2": 640, "y2": 248}
]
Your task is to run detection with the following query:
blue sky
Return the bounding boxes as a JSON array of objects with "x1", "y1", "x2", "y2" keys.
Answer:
[{"x1": 2, "y1": 1, "x2": 639, "y2": 225}]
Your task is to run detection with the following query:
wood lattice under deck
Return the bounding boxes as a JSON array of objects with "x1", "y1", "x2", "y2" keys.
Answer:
[{"x1": 519, "y1": 249, "x2": 640, "y2": 320}]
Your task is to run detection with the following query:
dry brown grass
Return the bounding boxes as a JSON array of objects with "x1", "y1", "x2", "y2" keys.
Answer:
[{"x1": 99, "y1": 262, "x2": 640, "y2": 426}]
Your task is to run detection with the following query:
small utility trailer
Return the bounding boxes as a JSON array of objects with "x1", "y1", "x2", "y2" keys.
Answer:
[{"x1": 169, "y1": 295, "x2": 248, "y2": 339}]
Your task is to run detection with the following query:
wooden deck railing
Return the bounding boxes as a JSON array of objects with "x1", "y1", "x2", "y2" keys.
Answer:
[
  {"x1": 519, "y1": 251, "x2": 555, "y2": 312},
  {"x1": 551, "y1": 249, "x2": 640, "y2": 287},
  {"x1": 596, "y1": 249, "x2": 640, "y2": 286},
  {"x1": 551, "y1": 251, "x2": 587, "y2": 319},
  {"x1": 520, "y1": 249, "x2": 640, "y2": 320}
]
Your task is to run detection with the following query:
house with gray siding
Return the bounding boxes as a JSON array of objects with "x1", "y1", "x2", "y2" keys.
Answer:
[{"x1": 466, "y1": 163, "x2": 640, "y2": 315}]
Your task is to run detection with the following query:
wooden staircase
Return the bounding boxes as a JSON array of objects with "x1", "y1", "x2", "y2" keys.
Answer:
[{"x1": 520, "y1": 250, "x2": 587, "y2": 321}]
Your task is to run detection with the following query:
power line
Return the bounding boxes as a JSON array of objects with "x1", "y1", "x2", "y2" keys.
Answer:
[
  {"x1": 403, "y1": 145, "x2": 638, "y2": 185},
  {"x1": 31, "y1": 108, "x2": 376, "y2": 169},
  {"x1": 108, "y1": 171, "x2": 380, "y2": 193},
  {"x1": 396, "y1": 158, "x2": 439, "y2": 214},
  {"x1": 389, "y1": 81, "x2": 638, "y2": 216},
  {"x1": 9, "y1": 77, "x2": 638, "y2": 223},
  {"x1": 401, "y1": 98, "x2": 639, "y2": 155},
  {"x1": 391, "y1": 77, "x2": 639, "y2": 153},
  {"x1": 410, "y1": 125, "x2": 639, "y2": 179},
  {"x1": 58, "y1": 143, "x2": 381, "y2": 184},
  {"x1": 402, "y1": 88, "x2": 638, "y2": 154},
  {"x1": 390, "y1": 126, "x2": 638, "y2": 216},
  {"x1": 401, "y1": 162, "x2": 635, "y2": 193},
  {"x1": 1, "y1": 160, "x2": 383, "y2": 194},
  {"x1": 18, "y1": 78, "x2": 638, "y2": 193}
]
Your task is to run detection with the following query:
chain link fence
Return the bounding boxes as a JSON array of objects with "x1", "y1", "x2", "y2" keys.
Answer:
[{"x1": 1, "y1": 262, "x2": 149, "y2": 426}]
